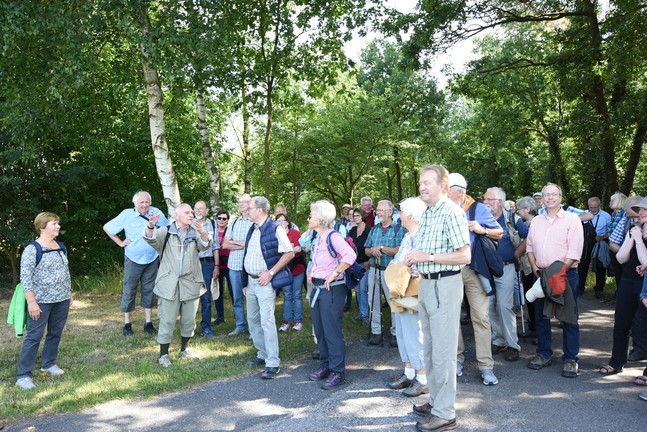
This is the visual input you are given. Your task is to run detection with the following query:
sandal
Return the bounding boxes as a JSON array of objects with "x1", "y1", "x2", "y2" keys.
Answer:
[
  {"x1": 633, "y1": 375, "x2": 647, "y2": 386},
  {"x1": 598, "y1": 365, "x2": 622, "y2": 375}
]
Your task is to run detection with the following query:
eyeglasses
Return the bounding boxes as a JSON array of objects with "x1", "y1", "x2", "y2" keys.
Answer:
[
  {"x1": 248, "y1": 206, "x2": 258, "y2": 211},
  {"x1": 376, "y1": 208, "x2": 390, "y2": 212},
  {"x1": 483, "y1": 197, "x2": 499, "y2": 202},
  {"x1": 217, "y1": 217, "x2": 228, "y2": 221},
  {"x1": 543, "y1": 193, "x2": 561, "y2": 198}
]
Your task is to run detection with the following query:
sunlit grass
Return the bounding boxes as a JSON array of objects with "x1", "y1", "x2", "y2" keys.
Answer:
[{"x1": 0, "y1": 276, "x2": 368, "y2": 426}]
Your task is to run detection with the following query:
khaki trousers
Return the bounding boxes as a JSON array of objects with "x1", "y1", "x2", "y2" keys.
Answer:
[{"x1": 457, "y1": 267, "x2": 494, "y2": 370}]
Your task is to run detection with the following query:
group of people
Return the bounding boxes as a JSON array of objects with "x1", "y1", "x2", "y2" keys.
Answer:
[{"x1": 13, "y1": 166, "x2": 647, "y2": 431}]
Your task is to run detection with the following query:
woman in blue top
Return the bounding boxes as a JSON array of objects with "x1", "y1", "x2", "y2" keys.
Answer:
[{"x1": 16, "y1": 212, "x2": 72, "y2": 390}]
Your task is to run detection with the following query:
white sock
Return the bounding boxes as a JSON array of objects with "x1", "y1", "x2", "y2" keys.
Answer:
[
  {"x1": 416, "y1": 374, "x2": 427, "y2": 385},
  {"x1": 404, "y1": 367, "x2": 415, "y2": 380}
]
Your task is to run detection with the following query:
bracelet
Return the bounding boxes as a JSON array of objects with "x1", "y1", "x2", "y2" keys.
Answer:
[{"x1": 147, "y1": 225, "x2": 155, "y2": 230}]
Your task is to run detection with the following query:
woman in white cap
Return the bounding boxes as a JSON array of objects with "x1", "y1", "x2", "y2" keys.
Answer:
[{"x1": 385, "y1": 197, "x2": 429, "y2": 397}]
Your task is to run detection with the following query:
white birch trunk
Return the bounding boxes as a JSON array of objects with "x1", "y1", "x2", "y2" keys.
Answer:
[
  {"x1": 140, "y1": 47, "x2": 181, "y2": 217},
  {"x1": 196, "y1": 88, "x2": 219, "y2": 213}
]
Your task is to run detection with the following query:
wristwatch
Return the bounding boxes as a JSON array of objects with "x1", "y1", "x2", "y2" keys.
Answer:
[
  {"x1": 379, "y1": 246, "x2": 383, "y2": 252},
  {"x1": 269, "y1": 270, "x2": 275, "y2": 277}
]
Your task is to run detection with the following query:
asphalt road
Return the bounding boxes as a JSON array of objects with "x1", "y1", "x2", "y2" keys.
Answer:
[{"x1": 7, "y1": 294, "x2": 646, "y2": 432}]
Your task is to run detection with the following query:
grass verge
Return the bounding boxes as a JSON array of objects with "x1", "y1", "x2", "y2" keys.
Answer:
[{"x1": 0, "y1": 276, "x2": 369, "y2": 427}]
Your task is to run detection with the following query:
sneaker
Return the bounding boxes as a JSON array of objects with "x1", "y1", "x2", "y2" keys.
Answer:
[
  {"x1": 16, "y1": 377, "x2": 36, "y2": 390},
  {"x1": 403, "y1": 379, "x2": 430, "y2": 397},
  {"x1": 562, "y1": 360, "x2": 578, "y2": 378},
  {"x1": 309, "y1": 365, "x2": 331, "y2": 381},
  {"x1": 527, "y1": 355, "x2": 552, "y2": 370},
  {"x1": 416, "y1": 414, "x2": 457, "y2": 431},
  {"x1": 456, "y1": 360, "x2": 464, "y2": 377},
  {"x1": 481, "y1": 369, "x2": 498, "y2": 386},
  {"x1": 158, "y1": 354, "x2": 172, "y2": 368},
  {"x1": 491, "y1": 344, "x2": 507, "y2": 355},
  {"x1": 179, "y1": 348, "x2": 199, "y2": 360},
  {"x1": 228, "y1": 328, "x2": 247, "y2": 337},
  {"x1": 292, "y1": 321, "x2": 303, "y2": 331},
  {"x1": 261, "y1": 366, "x2": 280, "y2": 379},
  {"x1": 143, "y1": 322, "x2": 156, "y2": 334},
  {"x1": 504, "y1": 347, "x2": 520, "y2": 362},
  {"x1": 640, "y1": 392, "x2": 647, "y2": 401},
  {"x1": 321, "y1": 371, "x2": 346, "y2": 390},
  {"x1": 387, "y1": 373, "x2": 412, "y2": 390},
  {"x1": 368, "y1": 333, "x2": 383, "y2": 346},
  {"x1": 412, "y1": 402, "x2": 432, "y2": 417},
  {"x1": 247, "y1": 357, "x2": 266, "y2": 366},
  {"x1": 278, "y1": 321, "x2": 290, "y2": 332},
  {"x1": 40, "y1": 365, "x2": 65, "y2": 376},
  {"x1": 200, "y1": 328, "x2": 214, "y2": 337},
  {"x1": 123, "y1": 323, "x2": 133, "y2": 336}
]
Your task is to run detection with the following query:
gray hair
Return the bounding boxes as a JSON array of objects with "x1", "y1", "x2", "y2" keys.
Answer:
[
  {"x1": 310, "y1": 200, "x2": 336, "y2": 228},
  {"x1": 251, "y1": 196, "x2": 270, "y2": 214},
  {"x1": 174, "y1": 203, "x2": 191, "y2": 217},
  {"x1": 623, "y1": 195, "x2": 643, "y2": 212},
  {"x1": 486, "y1": 187, "x2": 506, "y2": 202},
  {"x1": 609, "y1": 192, "x2": 627, "y2": 210},
  {"x1": 516, "y1": 196, "x2": 538, "y2": 216},
  {"x1": 399, "y1": 197, "x2": 427, "y2": 222},
  {"x1": 378, "y1": 199, "x2": 394, "y2": 211},
  {"x1": 541, "y1": 182, "x2": 562, "y2": 196},
  {"x1": 132, "y1": 191, "x2": 152, "y2": 205},
  {"x1": 361, "y1": 196, "x2": 373, "y2": 205}
]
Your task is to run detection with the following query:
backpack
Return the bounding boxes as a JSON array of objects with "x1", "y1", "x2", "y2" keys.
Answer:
[
  {"x1": 27, "y1": 240, "x2": 67, "y2": 266},
  {"x1": 324, "y1": 231, "x2": 365, "y2": 286},
  {"x1": 503, "y1": 208, "x2": 522, "y2": 249}
]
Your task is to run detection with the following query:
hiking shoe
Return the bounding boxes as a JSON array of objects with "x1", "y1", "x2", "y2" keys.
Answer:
[
  {"x1": 403, "y1": 379, "x2": 430, "y2": 397},
  {"x1": 247, "y1": 357, "x2": 266, "y2": 366},
  {"x1": 352, "y1": 315, "x2": 363, "y2": 323},
  {"x1": 368, "y1": 333, "x2": 383, "y2": 346},
  {"x1": 456, "y1": 360, "x2": 464, "y2": 377},
  {"x1": 390, "y1": 336, "x2": 398, "y2": 348},
  {"x1": 16, "y1": 377, "x2": 36, "y2": 390},
  {"x1": 311, "y1": 348, "x2": 320, "y2": 359},
  {"x1": 504, "y1": 347, "x2": 520, "y2": 362},
  {"x1": 491, "y1": 344, "x2": 507, "y2": 355},
  {"x1": 40, "y1": 365, "x2": 65, "y2": 376},
  {"x1": 528, "y1": 355, "x2": 552, "y2": 370},
  {"x1": 123, "y1": 323, "x2": 133, "y2": 336},
  {"x1": 481, "y1": 369, "x2": 498, "y2": 386},
  {"x1": 200, "y1": 328, "x2": 214, "y2": 337},
  {"x1": 143, "y1": 322, "x2": 156, "y2": 334},
  {"x1": 562, "y1": 360, "x2": 578, "y2": 378},
  {"x1": 416, "y1": 414, "x2": 457, "y2": 431},
  {"x1": 212, "y1": 317, "x2": 225, "y2": 326},
  {"x1": 261, "y1": 367, "x2": 280, "y2": 379},
  {"x1": 309, "y1": 365, "x2": 331, "y2": 381},
  {"x1": 158, "y1": 354, "x2": 172, "y2": 368},
  {"x1": 412, "y1": 402, "x2": 432, "y2": 417},
  {"x1": 228, "y1": 328, "x2": 247, "y2": 337},
  {"x1": 628, "y1": 350, "x2": 647, "y2": 361},
  {"x1": 321, "y1": 371, "x2": 346, "y2": 390},
  {"x1": 362, "y1": 317, "x2": 370, "y2": 327},
  {"x1": 292, "y1": 321, "x2": 303, "y2": 331},
  {"x1": 387, "y1": 373, "x2": 412, "y2": 390},
  {"x1": 179, "y1": 348, "x2": 199, "y2": 360},
  {"x1": 278, "y1": 321, "x2": 290, "y2": 332}
]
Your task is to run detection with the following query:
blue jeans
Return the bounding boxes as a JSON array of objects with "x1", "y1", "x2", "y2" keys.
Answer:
[
  {"x1": 534, "y1": 268, "x2": 579, "y2": 361},
  {"x1": 229, "y1": 269, "x2": 246, "y2": 331},
  {"x1": 199, "y1": 259, "x2": 215, "y2": 332},
  {"x1": 215, "y1": 268, "x2": 233, "y2": 322},
  {"x1": 357, "y1": 271, "x2": 369, "y2": 319},
  {"x1": 18, "y1": 299, "x2": 70, "y2": 378},
  {"x1": 282, "y1": 272, "x2": 305, "y2": 323}
]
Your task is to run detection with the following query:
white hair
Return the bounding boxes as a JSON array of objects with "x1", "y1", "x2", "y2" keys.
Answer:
[
  {"x1": 132, "y1": 191, "x2": 151, "y2": 205},
  {"x1": 486, "y1": 187, "x2": 506, "y2": 202},
  {"x1": 399, "y1": 197, "x2": 427, "y2": 221},
  {"x1": 310, "y1": 200, "x2": 336, "y2": 228}
]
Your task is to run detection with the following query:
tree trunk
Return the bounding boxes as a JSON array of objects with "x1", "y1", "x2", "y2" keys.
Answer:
[
  {"x1": 141, "y1": 13, "x2": 180, "y2": 216},
  {"x1": 196, "y1": 88, "x2": 219, "y2": 213},
  {"x1": 263, "y1": 83, "x2": 274, "y2": 198},
  {"x1": 393, "y1": 147, "x2": 403, "y2": 203},
  {"x1": 622, "y1": 119, "x2": 647, "y2": 195},
  {"x1": 242, "y1": 86, "x2": 251, "y2": 194},
  {"x1": 386, "y1": 170, "x2": 393, "y2": 201},
  {"x1": 546, "y1": 131, "x2": 570, "y2": 198}
]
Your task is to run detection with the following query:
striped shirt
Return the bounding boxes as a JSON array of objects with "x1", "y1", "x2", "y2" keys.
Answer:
[
  {"x1": 224, "y1": 216, "x2": 253, "y2": 271},
  {"x1": 416, "y1": 197, "x2": 470, "y2": 274}
]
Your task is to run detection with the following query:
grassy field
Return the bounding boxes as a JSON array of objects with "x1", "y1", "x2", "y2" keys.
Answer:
[{"x1": 0, "y1": 270, "x2": 369, "y2": 427}]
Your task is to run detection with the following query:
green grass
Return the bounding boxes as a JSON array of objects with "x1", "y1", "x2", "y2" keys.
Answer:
[{"x1": 0, "y1": 274, "x2": 368, "y2": 426}]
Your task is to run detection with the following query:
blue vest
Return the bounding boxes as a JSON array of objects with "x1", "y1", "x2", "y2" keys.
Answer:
[{"x1": 243, "y1": 217, "x2": 292, "y2": 290}]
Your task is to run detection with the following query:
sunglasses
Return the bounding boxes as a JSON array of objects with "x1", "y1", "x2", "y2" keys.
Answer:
[{"x1": 217, "y1": 217, "x2": 228, "y2": 221}]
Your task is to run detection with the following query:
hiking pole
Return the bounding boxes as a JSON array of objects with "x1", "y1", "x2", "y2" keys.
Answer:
[
  {"x1": 376, "y1": 257, "x2": 384, "y2": 347},
  {"x1": 367, "y1": 260, "x2": 377, "y2": 344},
  {"x1": 516, "y1": 269, "x2": 526, "y2": 341}
]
